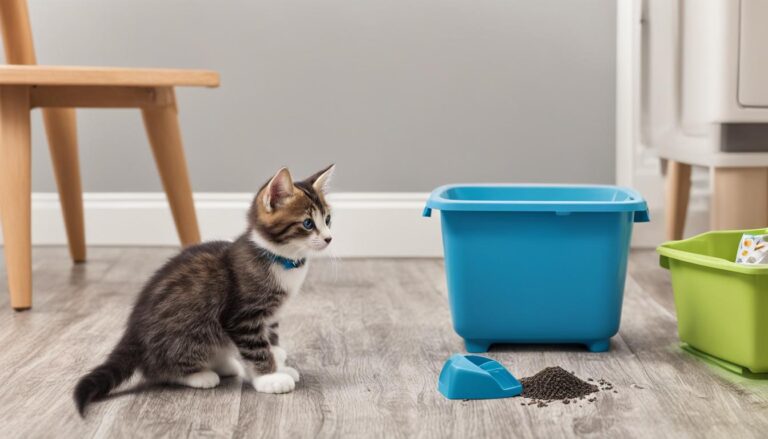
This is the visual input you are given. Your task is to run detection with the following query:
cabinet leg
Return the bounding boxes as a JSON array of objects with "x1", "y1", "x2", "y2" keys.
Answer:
[
  {"x1": 665, "y1": 161, "x2": 692, "y2": 240},
  {"x1": 711, "y1": 167, "x2": 768, "y2": 231}
]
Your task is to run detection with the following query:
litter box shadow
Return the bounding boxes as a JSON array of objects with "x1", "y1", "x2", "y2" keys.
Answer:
[{"x1": 487, "y1": 342, "x2": 610, "y2": 353}]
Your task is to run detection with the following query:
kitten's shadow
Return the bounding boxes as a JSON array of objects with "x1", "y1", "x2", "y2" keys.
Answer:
[{"x1": 96, "y1": 376, "x2": 243, "y2": 402}]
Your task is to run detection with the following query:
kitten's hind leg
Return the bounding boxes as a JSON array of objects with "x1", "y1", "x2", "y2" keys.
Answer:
[
  {"x1": 212, "y1": 355, "x2": 245, "y2": 378},
  {"x1": 172, "y1": 370, "x2": 221, "y2": 389},
  {"x1": 211, "y1": 344, "x2": 245, "y2": 378}
]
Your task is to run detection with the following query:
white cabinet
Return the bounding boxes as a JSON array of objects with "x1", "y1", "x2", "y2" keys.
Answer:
[
  {"x1": 642, "y1": 0, "x2": 768, "y2": 166},
  {"x1": 738, "y1": 0, "x2": 768, "y2": 108}
]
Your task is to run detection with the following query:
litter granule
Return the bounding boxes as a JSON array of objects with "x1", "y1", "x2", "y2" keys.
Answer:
[{"x1": 519, "y1": 366, "x2": 604, "y2": 406}]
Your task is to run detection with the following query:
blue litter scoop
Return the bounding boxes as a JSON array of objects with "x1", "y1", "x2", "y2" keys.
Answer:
[{"x1": 438, "y1": 354, "x2": 523, "y2": 400}]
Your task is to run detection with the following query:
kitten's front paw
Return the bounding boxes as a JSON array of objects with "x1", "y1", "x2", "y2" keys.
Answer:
[
  {"x1": 253, "y1": 372, "x2": 295, "y2": 394},
  {"x1": 271, "y1": 346, "x2": 287, "y2": 365},
  {"x1": 278, "y1": 366, "x2": 300, "y2": 382}
]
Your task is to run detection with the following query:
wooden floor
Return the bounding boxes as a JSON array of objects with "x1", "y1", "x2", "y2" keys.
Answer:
[{"x1": 1, "y1": 248, "x2": 768, "y2": 438}]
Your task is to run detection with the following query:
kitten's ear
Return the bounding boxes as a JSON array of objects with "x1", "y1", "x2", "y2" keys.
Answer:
[
  {"x1": 263, "y1": 167, "x2": 294, "y2": 212},
  {"x1": 304, "y1": 164, "x2": 335, "y2": 194}
]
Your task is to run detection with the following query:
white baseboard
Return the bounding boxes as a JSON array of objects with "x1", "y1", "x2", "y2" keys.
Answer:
[
  {"x1": 5, "y1": 192, "x2": 444, "y2": 257},
  {"x1": 0, "y1": 191, "x2": 685, "y2": 257}
]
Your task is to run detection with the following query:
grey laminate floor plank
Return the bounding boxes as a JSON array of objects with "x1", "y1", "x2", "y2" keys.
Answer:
[
  {"x1": 626, "y1": 251, "x2": 768, "y2": 404},
  {"x1": 0, "y1": 248, "x2": 766, "y2": 438},
  {"x1": 619, "y1": 277, "x2": 768, "y2": 437},
  {"x1": 0, "y1": 248, "x2": 127, "y2": 438}
]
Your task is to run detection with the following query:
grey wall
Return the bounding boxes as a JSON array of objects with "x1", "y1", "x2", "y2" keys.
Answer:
[{"x1": 25, "y1": 0, "x2": 616, "y2": 192}]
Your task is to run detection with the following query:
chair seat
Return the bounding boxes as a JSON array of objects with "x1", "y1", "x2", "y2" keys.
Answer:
[{"x1": 0, "y1": 65, "x2": 219, "y2": 87}]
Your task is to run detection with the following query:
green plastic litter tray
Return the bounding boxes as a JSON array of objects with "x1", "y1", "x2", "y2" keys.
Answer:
[{"x1": 658, "y1": 228, "x2": 768, "y2": 374}]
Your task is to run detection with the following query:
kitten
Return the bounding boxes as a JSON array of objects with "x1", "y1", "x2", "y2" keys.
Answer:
[{"x1": 74, "y1": 165, "x2": 335, "y2": 416}]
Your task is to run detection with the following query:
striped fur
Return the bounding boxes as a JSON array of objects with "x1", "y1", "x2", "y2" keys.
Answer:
[{"x1": 73, "y1": 166, "x2": 334, "y2": 416}]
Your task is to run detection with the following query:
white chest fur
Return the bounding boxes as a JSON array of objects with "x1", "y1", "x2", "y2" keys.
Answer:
[{"x1": 270, "y1": 262, "x2": 308, "y2": 299}]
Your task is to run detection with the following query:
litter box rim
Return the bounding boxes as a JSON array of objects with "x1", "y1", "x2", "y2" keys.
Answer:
[
  {"x1": 658, "y1": 228, "x2": 768, "y2": 275},
  {"x1": 423, "y1": 183, "x2": 649, "y2": 220}
]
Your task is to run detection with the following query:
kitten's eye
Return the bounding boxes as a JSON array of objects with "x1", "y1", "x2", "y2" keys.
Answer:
[
  {"x1": 302, "y1": 218, "x2": 315, "y2": 230},
  {"x1": 325, "y1": 215, "x2": 331, "y2": 226}
]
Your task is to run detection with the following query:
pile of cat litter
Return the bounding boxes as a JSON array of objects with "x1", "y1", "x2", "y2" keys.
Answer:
[{"x1": 518, "y1": 366, "x2": 615, "y2": 408}]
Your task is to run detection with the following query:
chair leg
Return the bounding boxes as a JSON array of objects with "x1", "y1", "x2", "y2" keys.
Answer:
[
  {"x1": 0, "y1": 86, "x2": 32, "y2": 310},
  {"x1": 141, "y1": 88, "x2": 201, "y2": 246},
  {"x1": 43, "y1": 108, "x2": 86, "y2": 262},
  {"x1": 665, "y1": 160, "x2": 692, "y2": 241}
]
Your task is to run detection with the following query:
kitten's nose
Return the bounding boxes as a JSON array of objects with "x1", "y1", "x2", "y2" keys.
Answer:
[{"x1": 324, "y1": 237, "x2": 333, "y2": 244}]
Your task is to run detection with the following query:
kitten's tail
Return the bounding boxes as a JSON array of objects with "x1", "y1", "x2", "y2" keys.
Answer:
[{"x1": 73, "y1": 332, "x2": 140, "y2": 417}]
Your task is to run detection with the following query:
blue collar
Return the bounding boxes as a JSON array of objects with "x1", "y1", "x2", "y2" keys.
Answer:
[{"x1": 259, "y1": 248, "x2": 306, "y2": 270}]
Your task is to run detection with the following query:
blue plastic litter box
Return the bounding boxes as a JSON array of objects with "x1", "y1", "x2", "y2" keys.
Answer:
[{"x1": 423, "y1": 184, "x2": 649, "y2": 353}]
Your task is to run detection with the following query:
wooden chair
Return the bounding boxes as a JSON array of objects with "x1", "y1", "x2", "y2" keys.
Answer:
[{"x1": 0, "y1": 0, "x2": 219, "y2": 310}]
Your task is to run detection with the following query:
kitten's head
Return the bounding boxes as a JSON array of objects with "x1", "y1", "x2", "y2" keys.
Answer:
[{"x1": 249, "y1": 165, "x2": 335, "y2": 259}]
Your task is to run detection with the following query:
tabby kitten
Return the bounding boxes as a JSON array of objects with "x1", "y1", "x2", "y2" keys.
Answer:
[{"x1": 74, "y1": 165, "x2": 335, "y2": 416}]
